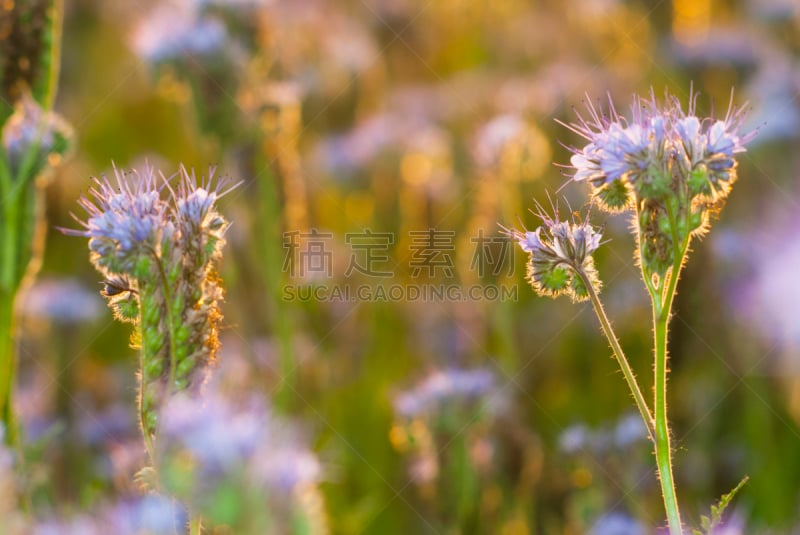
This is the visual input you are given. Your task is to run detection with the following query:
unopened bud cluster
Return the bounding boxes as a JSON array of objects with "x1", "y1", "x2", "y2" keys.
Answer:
[
  {"x1": 506, "y1": 206, "x2": 602, "y2": 302},
  {"x1": 565, "y1": 89, "x2": 752, "y2": 276},
  {"x1": 64, "y1": 164, "x2": 235, "y2": 444}
]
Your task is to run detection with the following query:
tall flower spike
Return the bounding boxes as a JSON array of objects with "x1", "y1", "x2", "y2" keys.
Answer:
[
  {"x1": 505, "y1": 201, "x2": 602, "y2": 303},
  {"x1": 62, "y1": 164, "x2": 238, "y2": 458}
]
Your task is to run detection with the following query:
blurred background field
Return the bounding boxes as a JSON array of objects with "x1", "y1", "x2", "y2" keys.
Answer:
[{"x1": 16, "y1": 0, "x2": 800, "y2": 532}]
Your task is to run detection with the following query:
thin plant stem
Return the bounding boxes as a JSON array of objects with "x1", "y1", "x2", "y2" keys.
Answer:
[
  {"x1": 0, "y1": 287, "x2": 17, "y2": 447},
  {"x1": 647, "y1": 236, "x2": 690, "y2": 535},
  {"x1": 256, "y1": 157, "x2": 294, "y2": 412},
  {"x1": 653, "y1": 299, "x2": 682, "y2": 535},
  {"x1": 189, "y1": 516, "x2": 203, "y2": 535},
  {"x1": 578, "y1": 270, "x2": 655, "y2": 438}
]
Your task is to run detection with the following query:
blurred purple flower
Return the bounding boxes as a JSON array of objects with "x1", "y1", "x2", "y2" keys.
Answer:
[
  {"x1": 670, "y1": 27, "x2": 761, "y2": 68},
  {"x1": 131, "y1": 2, "x2": 228, "y2": 62},
  {"x1": 1, "y1": 93, "x2": 72, "y2": 176},
  {"x1": 472, "y1": 114, "x2": 527, "y2": 168},
  {"x1": 31, "y1": 495, "x2": 184, "y2": 535},
  {"x1": 19, "y1": 278, "x2": 103, "y2": 325},
  {"x1": 559, "y1": 413, "x2": 648, "y2": 455},
  {"x1": 558, "y1": 424, "x2": 591, "y2": 454},
  {"x1": 589, "y1": 512, "x2": 647, "y2": 535},
  {"x1": 719, "y1": 212, "x2": 800, "y2": 351},
  {"x1": 393, "y1": 368, "x2": 498, "y2": 419},
  {"x1": 159, "y1": 390, "x2": 322, "y2": 492}
]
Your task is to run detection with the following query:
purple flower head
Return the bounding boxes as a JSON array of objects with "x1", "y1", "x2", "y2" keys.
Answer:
[
  {"x1": 1, "y1": 93, "x2": 72, "y2": 177},
  {"x1": 174, "y1": 165, "x2": 237, "y2": 236},
  {"x1": 393, "y1": 368, "x2": 498, "y2": 419},
  {"x1": 505, "y1": 200, "x2": 603, "y2": 302},
  {"x1": 63, "y1": 164, "x2": 169, "y2": 276},
  {"x1": 63, "y1": 163, "x2": 238, "y2": 279},
  {"x1": 562, "y1": 88, "x2": 753, "y2": 205},
  {"x1": 131, "y1": 3, "x2": 228, "y2": 63}
]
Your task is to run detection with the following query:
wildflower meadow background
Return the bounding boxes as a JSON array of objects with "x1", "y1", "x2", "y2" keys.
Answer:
[{"x1": 2, "y1": 0, "x2": 800, "y2": 533}]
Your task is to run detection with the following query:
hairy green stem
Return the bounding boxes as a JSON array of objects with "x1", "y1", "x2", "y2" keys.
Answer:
[
  {"x1": 579, "y1": 270, "x2": 655, "y2": 438},
  {"x1": 653, "y1": 300, "x2": 681, "y2": 535},
  {"x1": 137, "y1": 280, "x2": 160, "y2": 465},
  {"x1": 648, "y1": 239, "x2": 689, "y2": 535}
]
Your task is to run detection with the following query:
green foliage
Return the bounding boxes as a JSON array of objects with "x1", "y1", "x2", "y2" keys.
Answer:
[{"x1": 693, "y1": 476, "x2": 749, "y2": 535}]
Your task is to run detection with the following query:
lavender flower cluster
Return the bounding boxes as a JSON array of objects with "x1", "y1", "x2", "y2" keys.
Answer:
[
  {"x1": 63, "y1": 164, "x2": 236, "y2": 444},
  {"x1": 393, "y1": 367, "x2": 499, "y2": 420},
  {"x1": 566, "y1": 89, "x2": 752, "y2": 207},
  {"x1": 564, "y1": 89, "x2": 753, "y2": 275},
  {"x1": 158, "y1": 390, "x2": 327, "y2": 534}
]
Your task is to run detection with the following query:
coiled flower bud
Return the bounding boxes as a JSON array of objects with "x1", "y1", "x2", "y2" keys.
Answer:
[{"x1": 506, "y1": 204, "x2": 602, "y2": 302}]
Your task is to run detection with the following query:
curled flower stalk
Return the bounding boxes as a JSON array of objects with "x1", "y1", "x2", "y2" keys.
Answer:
[
  {"x1": 62, "y1": 164, "x2": 237, "y2": 463},
  {"x1": 504, "y1": 201, "x2": 603, "y2": 303},
  {"x1": 505, "y1": 206, "x2": 655, "y2": 440}
]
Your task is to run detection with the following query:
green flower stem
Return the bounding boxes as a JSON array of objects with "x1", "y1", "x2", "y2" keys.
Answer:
[
  {"x1": 257, "y1": 159, "x2": 294, "y2": 412},
  {"x1": 152, "y1": 253, "x2": 180, "y2": 397},
  {"x1": 578, "y1": 270, "x2": 655, "y2": 438},
  {"x1": 0, "y1": 172, "x2": 20, "y2": 448},
  {"x1": 0, "y1": 286, "x2": 17, "y2": 447},
  {"x1": 137, "y1": 276, "x2": 164, "y2": 465},
  {"x1": 653, "y1": 302, "x2": 681, "y2": 535},
  {"x1": 648, "y1": 238, "x2": 690, "y2": 535}
]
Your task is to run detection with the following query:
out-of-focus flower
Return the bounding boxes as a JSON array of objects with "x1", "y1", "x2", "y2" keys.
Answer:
[
  {"x1": 613, "y1": 413, "x2": 648, "y2": 449},
  {"x1": 393, "y1": 367, "x2": 498, "y2": 419},
  {"x1": 1, "y1": 93, "x2": 72, "y2": 178},
  {"x1": 718, "y1": 212, "x2": 800, "y2": 354},
  {"x1": 31, "y1": 495, "x2": 184, "y2": 535},
  {"x1": 19, "y1": 278, "x2": 103, "y2": 325},
  {"x1": 471, "y1": 113, "x2": 552, "y2": 180},
  {"x1": 390, "y1": 367, "x2": 517, "y2": 522},
  {"x1": 0, "y1": 426, "x2": 24, "y2": 532},
  {"x1": 559, "y1": 413, "x2": 648, "y2": 455},
  {"x1": 588, "y1": 511, "x2": 647, "y2": 535},
  {"x1": 670, "y1": 27, "x2": 761, "y2": 68},
  {"x1": 472, "y1": 114, "x2": 528, "y2": 169},
  {"x1": 158, "y1": 390, "x2": 326, "y2": 533},
  {"x1": 559, "y1": 424, "x2": 591, "y2": 454},
  {"x1": 748, "y1": 0, "x2": 800, "y2": 20},
  {"x1": 131, "y1": 2, "x2": 228, "y2": 63},
  {"x1": 506, "y1": 202, "x2": 602, "y2": 303},
  {"x1": 743, "y1": 53, "x2": 800, "y2": 144}
]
